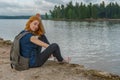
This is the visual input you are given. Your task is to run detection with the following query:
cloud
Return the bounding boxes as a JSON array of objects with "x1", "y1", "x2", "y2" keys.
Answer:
[
  {"x1": 34, "y1": 0, "x2": 65, "y2": 14},
  {"x1": 0, "y1": 0, "x2": 44, "y2": 15},
  {"x1": 0, "y1": 0, "x2": 119, "y2": 16},
  {"x1": 44, "y1": 0, "x2": 64, "y2": 4},
  {"x1": 83, "y1": 0, "x2": 98, "y2": 3},
  {"x1": 0, "y1": 1, "x2": 24, "y2": 8},
  {"x1": 34, "y1": 0, "x2": 57, "y2": 14},
  {"x1": 0, "y1": 0, "x2": 65, "y2": 15}
]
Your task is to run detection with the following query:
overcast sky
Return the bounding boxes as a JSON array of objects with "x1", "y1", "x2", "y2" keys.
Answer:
[{"x1": 0, "y1": 0, "x2": 119, "y2": 16}]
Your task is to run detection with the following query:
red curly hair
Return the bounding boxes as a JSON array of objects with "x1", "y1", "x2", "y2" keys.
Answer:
[{"x1": 25, "y1": 16, "x2": 45, "y2": 36}]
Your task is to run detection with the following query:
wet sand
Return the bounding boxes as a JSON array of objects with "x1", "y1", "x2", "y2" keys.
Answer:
[{"x1": 0, "y1": 38, "x2": 120, "y2": 80}]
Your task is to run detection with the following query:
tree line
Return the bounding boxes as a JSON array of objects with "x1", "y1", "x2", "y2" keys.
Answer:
[
  {"x1": 46, "y1": 1, "x2": 120, "y2": 20},
  {"x1": 0, "y1": 15, "x2": 47, "y2": 19}
]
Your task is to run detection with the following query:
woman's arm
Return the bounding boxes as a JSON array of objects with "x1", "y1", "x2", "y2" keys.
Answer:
[
  {"x1": 30, "y1": 36, "x2": 49, "y2": 48},
  {"x1": 38, "y1": 35, "x2": 50, "y2": 44}
]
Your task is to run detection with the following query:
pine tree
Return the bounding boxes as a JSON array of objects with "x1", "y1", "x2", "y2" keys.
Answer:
[
  {"x1": 45, "y1": 13, "x2": 48, "y2": 19},
  {"x1": 49, "y1": 1, "x2": 120, "y2": 20}
]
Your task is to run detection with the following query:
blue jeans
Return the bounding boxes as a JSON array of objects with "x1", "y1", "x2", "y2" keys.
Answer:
[{"x1": 35, "y1": 35, "x2": 64, "y2": 67}]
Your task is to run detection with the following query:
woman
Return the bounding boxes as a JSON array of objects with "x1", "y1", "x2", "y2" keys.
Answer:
[{"x1": 20, "y1": 15, "x2": 69, "y2": 68}]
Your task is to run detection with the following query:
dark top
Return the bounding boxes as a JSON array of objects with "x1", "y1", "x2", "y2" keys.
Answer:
[{"x1": 20, "y1": 30, "x2": 39, "y2": 67}]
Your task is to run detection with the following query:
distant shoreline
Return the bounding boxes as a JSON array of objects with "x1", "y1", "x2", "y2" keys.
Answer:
[
  {"x1": 50, "y1": 18, "x2": 120, "y2": 22},
  {"x1": 0, "y1": 15, "x2": 45, "y2": 19},
  {"x1": 1, "y1": 18, "x2": 120, "y2": 22},
  {"x1": 0, "y1": 16, "x2": 120, "y2": 21}
]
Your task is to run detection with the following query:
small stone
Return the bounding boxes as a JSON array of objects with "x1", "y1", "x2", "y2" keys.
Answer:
[{"x1": 0, "y1": 38, "x2": 3, "y2": 40}]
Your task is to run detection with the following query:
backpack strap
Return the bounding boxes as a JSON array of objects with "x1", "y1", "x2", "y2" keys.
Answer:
[{"x1": 16, "y1": 31, "x2": 30, "y2": 40}]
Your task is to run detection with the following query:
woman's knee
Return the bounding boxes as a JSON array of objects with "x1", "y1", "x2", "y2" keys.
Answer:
[{"x1": 50, "y1": 43, "x2": 59, "y2": 49}]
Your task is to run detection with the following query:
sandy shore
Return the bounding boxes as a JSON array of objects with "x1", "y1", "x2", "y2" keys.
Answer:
[{"x1": 0, "y1": 38, "x2": 120, "y2": 80}]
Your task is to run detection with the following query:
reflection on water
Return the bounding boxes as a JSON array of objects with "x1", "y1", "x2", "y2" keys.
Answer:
[
  {"x1": 0, "y1": 19, "x2": 120, "y2": 75},
  {"x1": 44, "y1": 20, "x2": 120, "y2": 75}
]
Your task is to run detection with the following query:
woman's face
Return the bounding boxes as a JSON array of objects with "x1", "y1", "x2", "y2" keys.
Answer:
[{"x1": 30, "y1": 20, "x2": 39, "y2": 32}]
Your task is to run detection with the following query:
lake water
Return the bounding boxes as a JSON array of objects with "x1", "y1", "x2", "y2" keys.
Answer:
[{"x1": 0, "y1": 19, "x2": 120, "y2": 75}]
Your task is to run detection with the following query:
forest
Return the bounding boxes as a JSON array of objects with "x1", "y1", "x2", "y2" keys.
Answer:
[{"x1": 47, "y1": 1, "x2": 120, "y2": 20}]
